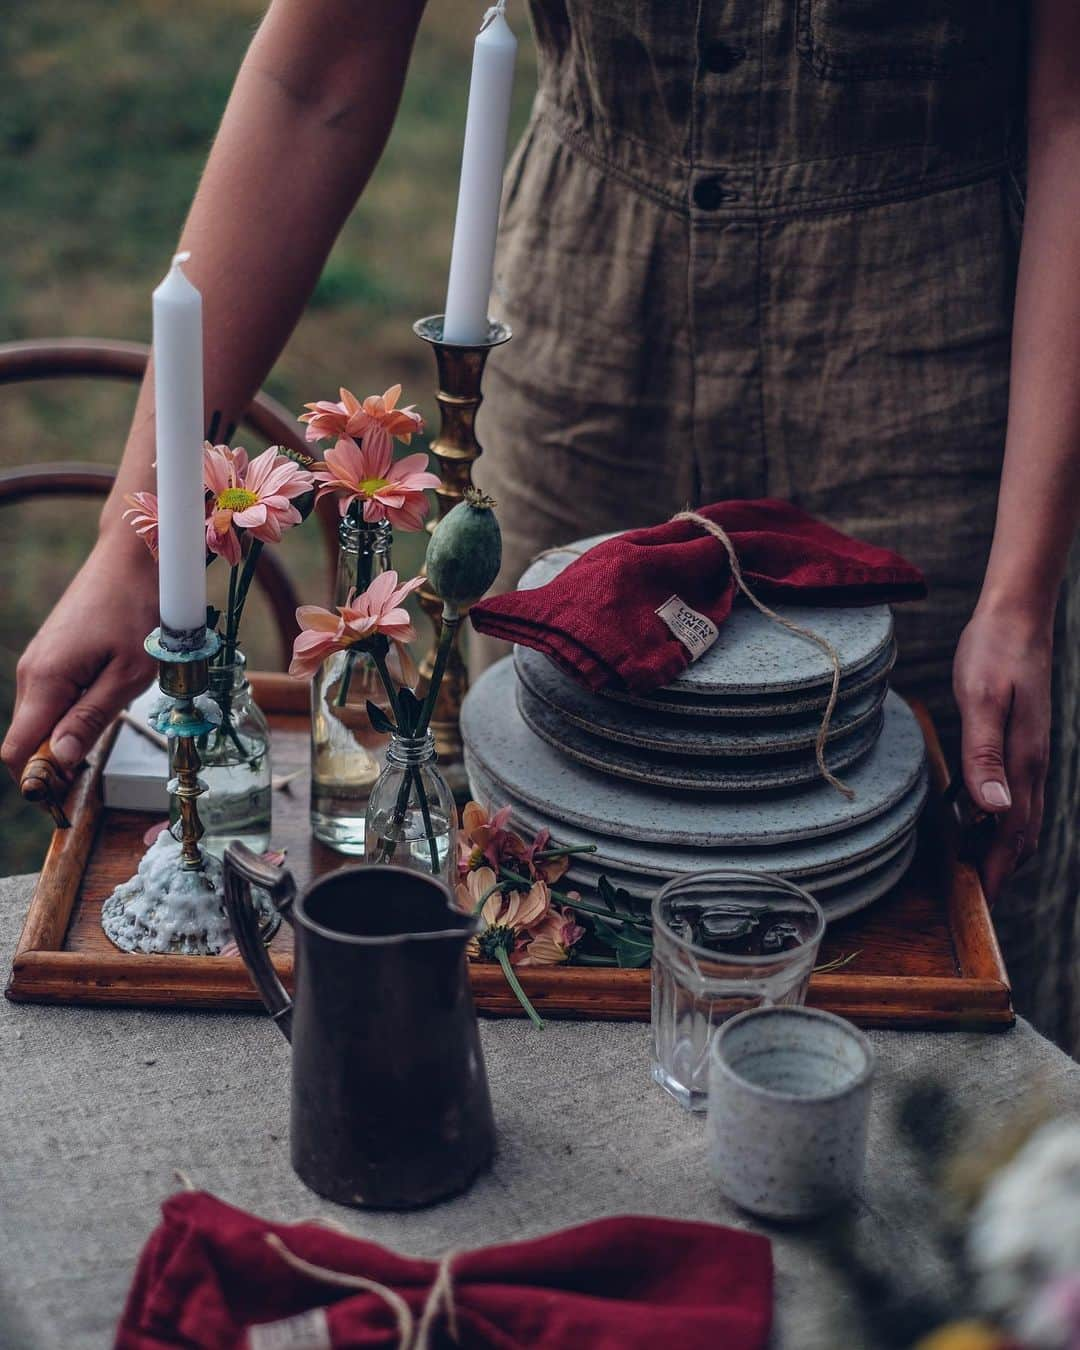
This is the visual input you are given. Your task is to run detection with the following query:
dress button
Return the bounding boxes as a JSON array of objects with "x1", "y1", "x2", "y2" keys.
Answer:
[
  {"x1": 702, "y1": 41, "x2": 744, "y2": 74},
  {"x1": 693, "y1": 176, "x2": 734, "y2": 210}
]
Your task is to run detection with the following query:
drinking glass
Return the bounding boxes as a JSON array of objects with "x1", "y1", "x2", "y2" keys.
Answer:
[{"x1": 651, "y1": 870, "x2": 825, "y2": 1111}]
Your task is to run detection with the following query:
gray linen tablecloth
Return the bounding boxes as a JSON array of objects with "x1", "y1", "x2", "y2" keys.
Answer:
[{"x1": 3, "y1": 871, "x2": 1079, "y2": 1350}]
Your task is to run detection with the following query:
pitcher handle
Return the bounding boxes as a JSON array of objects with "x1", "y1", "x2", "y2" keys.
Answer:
[{"x1": 223, "y1": 842, "x2": 296, "y2": 1041}]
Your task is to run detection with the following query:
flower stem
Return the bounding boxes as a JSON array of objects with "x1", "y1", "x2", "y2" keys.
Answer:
[
  {"x1": 417, "y1": 606, "x2": 460, "y2": 737},
  {"x1": 370, "y1": 645, "x2": 441, "y2": 873},
  {"x1": 333, "y1": 648, "x2": 358, "y2": 709},
  {"x1": 496, "y1": 947, "x2": 544, "y2": 1029},
  {"x1": 499, "y1": 867, "x2": 653, "y2": 931},
  {"x1": 534, "y1": 844, "x2": 598, "y2": 859}
]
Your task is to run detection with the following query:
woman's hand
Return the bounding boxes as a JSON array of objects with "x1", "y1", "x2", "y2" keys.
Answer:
[
  {"x1": 1, "y1": 531, "x2": 158, "y2": 782},
  {"x1": 953, "y1": 598, "x2": 1054, "y2": 902}
]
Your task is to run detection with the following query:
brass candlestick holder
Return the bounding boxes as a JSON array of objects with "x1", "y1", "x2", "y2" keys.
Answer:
[
  {"x1": 101, "y1": 625, "x2": 279, "y2": 954},
  {"x1": 414, "y1": 314, "x2": 512, "y2": 781}
]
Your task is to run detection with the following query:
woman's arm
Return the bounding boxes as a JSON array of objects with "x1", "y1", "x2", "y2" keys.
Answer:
[
  {"x1": 2, "y1": 0, "x2": 427, "y2": 780},
  {"x1": 954, "y1": 0, "x2": 1080, "y2": 899}
]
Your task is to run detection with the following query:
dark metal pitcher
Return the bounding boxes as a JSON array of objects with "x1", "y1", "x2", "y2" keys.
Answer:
[{"x1": 223, "y1": 845, "x2": 496, "y2": 1209}]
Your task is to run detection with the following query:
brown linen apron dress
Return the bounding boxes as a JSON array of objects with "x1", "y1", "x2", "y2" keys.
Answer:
[{"x1": 472, "y1": 0, "x2": 1080, "y2": 1055}]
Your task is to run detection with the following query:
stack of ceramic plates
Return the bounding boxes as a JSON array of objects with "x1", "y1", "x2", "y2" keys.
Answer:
[{"x1": 461, "y1": 539, "x2": 929, "y2": 921}]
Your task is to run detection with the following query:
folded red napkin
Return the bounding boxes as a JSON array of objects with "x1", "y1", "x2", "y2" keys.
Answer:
[
  {"x1": 116, "y1": 1191, "x2": 772, "y2": 1349},
  {"x1": 470, "y1": 498, "x2": 926, "y2": 693}
]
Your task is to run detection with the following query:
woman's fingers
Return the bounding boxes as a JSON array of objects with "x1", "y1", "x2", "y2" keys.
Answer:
[
  {"x1": 2, "y1": 664, "x2": 84, "y2": 780},
  {"x1": 979, "y1": 684, "x2": 1050, "y2": 902},
  {"x1": 958, "y1": 680, "x2": 1014, "y2": 816},
  {"x1": 48, "y1": 661, "x2": 148, "y2": 771}
]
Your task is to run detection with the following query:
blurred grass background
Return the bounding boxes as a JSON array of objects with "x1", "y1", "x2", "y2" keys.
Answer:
[{"x1": 0, "y1": 0, "x2": 537, "y2": 874}]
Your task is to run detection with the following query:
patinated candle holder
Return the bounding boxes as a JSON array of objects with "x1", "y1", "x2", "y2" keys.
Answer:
[
  {"x1": 100, "y1": 625, "x2": 278, "y2": 955},
  {"x1": 414, "y1": 314, "x2": 512, "y2": 781}
]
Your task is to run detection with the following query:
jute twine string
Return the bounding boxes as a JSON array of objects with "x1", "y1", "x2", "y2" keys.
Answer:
[
  {"x1": 530, "y1": 513, "x2": 855, "y2": 798},
  {"x1": 265, "y1": 1233, "x2": 461, "y2": 1350},
  {"x1": 671, "y1": 511, "x2": 853, "y2": 798}
]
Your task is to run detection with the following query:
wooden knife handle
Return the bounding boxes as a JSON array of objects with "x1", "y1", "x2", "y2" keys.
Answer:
[{"x1": 20, "y1": 740, "x2": 73, "y2": 829}]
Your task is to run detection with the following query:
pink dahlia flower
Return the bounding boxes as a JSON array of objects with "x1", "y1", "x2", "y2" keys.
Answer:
[{"x1": 518, "y1": 908, "x2": 586, "y2": 966}]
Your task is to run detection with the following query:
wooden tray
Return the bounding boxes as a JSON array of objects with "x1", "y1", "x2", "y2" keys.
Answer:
[{"x1": 7, "y1": 673, "x2": 1012, "y2": 1028}]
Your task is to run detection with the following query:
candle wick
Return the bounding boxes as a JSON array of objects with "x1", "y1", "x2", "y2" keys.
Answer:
[
  {"x1": 480, "y1": 0, "x2": 506, "y2": 30},
  {"x1": 171, "y1": 250, "x2": 192, "y2": 269}
]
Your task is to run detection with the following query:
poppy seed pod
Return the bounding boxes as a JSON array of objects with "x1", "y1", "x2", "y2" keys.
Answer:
[{"x1": 424, "y1": 489, "x2": 502, "y2": 610}]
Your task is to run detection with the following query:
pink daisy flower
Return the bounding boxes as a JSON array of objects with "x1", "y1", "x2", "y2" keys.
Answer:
[
  {"x1": 203, "y1": 443, "x2": 314, "y2": 565},
  {"x1": 288, "y1": 570, "x2": 425, "y2": 681},
  {"x1": 312, "y1": 434, "x2": 440, "y2": 532},
  {"x1": 123, "y1": 491, "x2": 160, "y2": 559},
  {"x1": 300, "y1": 384, "x2": 425, "y2": 461}
]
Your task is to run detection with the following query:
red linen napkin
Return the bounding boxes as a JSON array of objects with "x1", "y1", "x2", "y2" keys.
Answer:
[
  {"x1": 469, "y1": 499, "x2": 926, "y2": 693},
  {"x1": 115, "y1": 1191, "x2": 772, "y2": 1349}
]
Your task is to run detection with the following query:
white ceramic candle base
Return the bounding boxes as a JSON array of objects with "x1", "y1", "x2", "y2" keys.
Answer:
[{"x1": 101, "y1": 829, "x2": 278, "y2": 955}]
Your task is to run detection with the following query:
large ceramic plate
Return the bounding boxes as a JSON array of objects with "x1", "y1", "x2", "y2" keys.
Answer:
[
  {"x1": 467, "y1": 753, "x2": 929, "y2": 879},
  {"x1": 561, "y1": 827, "x2": 915, "y2": 899},
  {"x1": 518, "y1": 536, "x2": 895, "y2": 695},
  {"x1": 515, "y1": 645, "x2": 887, "y2": 755},
  {"x1": 462, "y1": 658, "x2": 928, "y2": 847},
  {"x1": 596, "y1": 642, "x2": 897, "y2": 720},
  {"x1": 517, "y1": 681, "x2": 884, "y2": 792}
]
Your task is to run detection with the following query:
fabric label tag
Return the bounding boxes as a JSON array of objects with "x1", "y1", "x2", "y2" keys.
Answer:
[
  {"x1": 248, "y1": 1307, "x2": 332, "y2": 1350},
  {"x1": 654, "y1": 594, "x2": 719, "y2": 659}
]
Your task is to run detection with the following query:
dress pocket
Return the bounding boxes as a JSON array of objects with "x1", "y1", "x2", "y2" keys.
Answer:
[{"x1": 795, "y1": 0, "x2": 992, "y2": 81}]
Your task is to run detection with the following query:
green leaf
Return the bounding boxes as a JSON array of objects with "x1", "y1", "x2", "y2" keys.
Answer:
[
  {"x1": 366, "y1": 701, "x2": 396, "y2": 735},
  {"x1": 591, "y1": 914, "x2": 653, "y2": 968},
  {"x1": 397, "y1": 687, "x2": 423, "y2": 735},
  {"x1": 597, "y1": 876, "x2": 641, "y2": 921}
]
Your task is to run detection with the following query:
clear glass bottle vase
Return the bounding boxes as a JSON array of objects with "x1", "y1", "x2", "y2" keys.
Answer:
[
  {"x1": 364, "y1": 731, "x2": 458, "y2": 881},
  {"x1": 310, "y1": 516, "x2": 394, "y2": 854},
  {"x1": 170, "y1": 650, "x2": 272, "y2": 859}
]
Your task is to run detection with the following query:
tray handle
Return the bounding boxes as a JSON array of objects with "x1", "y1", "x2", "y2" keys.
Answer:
[{"x1": 223, "y1": 842, "x2": 296, "y2": 1040}]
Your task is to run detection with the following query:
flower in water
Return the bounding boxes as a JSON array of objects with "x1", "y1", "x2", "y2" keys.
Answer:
[
  {"x1": 288, "y1": 571, "x2": 424, "y2": 680},
  {"x1": 458, "y1": 799, "x2": 530, "y2": 875},
  {"x1": 312, "y1": 434, "x2": 439, "y2": 532},
  {"x1": 204, "y1": 443, "x2": 314, "y2": 565},
  {"x1": 301, "y1": 384, "x2": 425, "y2": 458},
  {"x1": 517, "y1": 908, "x2": 586, "y2": 966},
  {"x1": 123, "y1": 491, "x2": 160, "y2": 559}
]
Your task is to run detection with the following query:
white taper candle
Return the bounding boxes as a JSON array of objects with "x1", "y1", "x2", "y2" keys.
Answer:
[
  {"x1": 442, "y1": 3, "x2": 517, "y2": 345},
  {"x1": 152, "y1": 252, "x2": 207, "y2": 637}
]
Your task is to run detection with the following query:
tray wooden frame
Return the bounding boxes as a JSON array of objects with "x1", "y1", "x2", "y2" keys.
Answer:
[{"x1": 7, "y1": 674, "x2": 1013, "y2": 1029}]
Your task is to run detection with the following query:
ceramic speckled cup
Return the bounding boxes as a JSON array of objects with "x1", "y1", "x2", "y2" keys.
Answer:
[{"x1": 707, "y1": 1006, "x2": 875, "y2": 1220}]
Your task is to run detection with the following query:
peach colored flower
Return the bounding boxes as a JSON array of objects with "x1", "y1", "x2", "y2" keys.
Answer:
[
  {"x1": 204, "y1": 443, "x2": 314, "y2": 565},
  {"x1": 517, "y1": 908, "x2": 586, "y2": 966},
  {"x1": 288, "y1": 571, "x2": 424, "y2": 680},
  {"x1": 455, "y1": 865, "x2": 499, "y2": 916},
  {"x1": 470, "y1": 879, "x2": 551, "y2": 961},
  {"x1": 312, "y1": 434, "x2": 439, "y2": 532},
  {"x1": 301, "y1": 385, "x2": 425, "y2": 459},
  {"x1": 458, "y1": 800, "x2": 524, "y2": 875},
  {"x1": 521, "y1": 828, "x2": 571, "y2": 885},
  {"x1": 123, "y1": 491, "x2": 160, "y2": 559}
]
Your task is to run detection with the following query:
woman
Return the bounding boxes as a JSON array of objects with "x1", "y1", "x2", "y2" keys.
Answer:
[{"x1": 4, "y1": 2, "x2": 1079, "y2": 1047}]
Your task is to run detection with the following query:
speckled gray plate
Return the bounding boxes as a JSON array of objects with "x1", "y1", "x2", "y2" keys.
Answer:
[
  {"x1": 462, "y1": 658, "x2": 927, "y2": 847},
  {"x1": 517, "y1": 682, "x2": 884, "y2": 792},
  {"x1": 519, "y1": 536, "x2": 895, "y2": 695},
  {"x1": 562, "y1": 825, "x2": 915, "y2": 898},
  {"x1": 515, "y1": 644, "x2": 887, "y2": 755},
  {"x1": 466, "y1": 754, "x2": 929, "y2": 878},
  {"x1": 597, "y1": 641, "x2": 896, "y2": 720}
]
